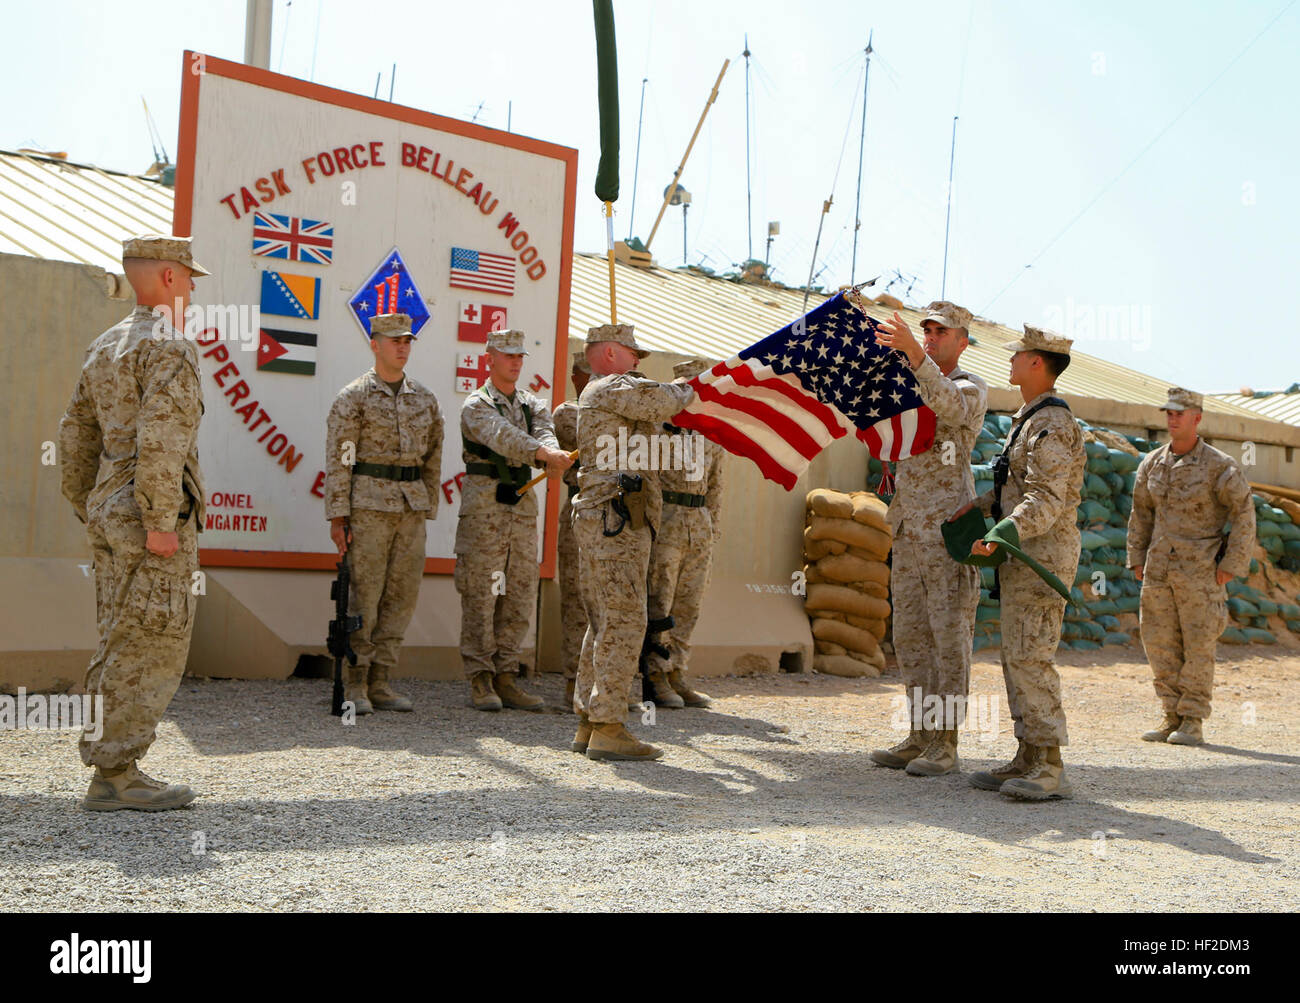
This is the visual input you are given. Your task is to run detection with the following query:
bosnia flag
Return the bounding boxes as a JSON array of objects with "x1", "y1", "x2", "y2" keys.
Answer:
[
  {"x1": 257, "y1": 327, "x2": 317, "y2": 376},
  {"x1": 260, "y1": 270, "x2": 320, "y2": 320}
]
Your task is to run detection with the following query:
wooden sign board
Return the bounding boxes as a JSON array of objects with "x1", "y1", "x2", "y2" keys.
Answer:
[{"x1": 174, "y1": 52, "x2": 577, "y2": 574}]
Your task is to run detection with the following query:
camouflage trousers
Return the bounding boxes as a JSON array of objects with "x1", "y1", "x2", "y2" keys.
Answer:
[
  {"x1": 1139, "y1": 568, "x2": 1227, "y2": 720},
  {"x1": 557, "y1": 492, "x2": 587, "y2": 680},
  {"x1": 454, "y1": 510, "x2": 537, "y2": 678},
  {"x1": 347, "y1": 507, "x2": 427, "y2": 685},
  {"x1": 574, "y1": 505, "x2": 651, "y2": 724},
  {"x1": 891, "y1": 533, "x2": 979, "y2": 728},
  {"x1": 645, "y1": 535, "x2": 712, "y2": 678},
  {"x1": 999, "y1": 588, "x2": 1070, "y2": 747},
  {"x1": 81, "y1": 487, "x2": 198, "y2": 770}
]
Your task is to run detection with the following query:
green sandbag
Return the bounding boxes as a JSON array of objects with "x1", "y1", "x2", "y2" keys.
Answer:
[
  {"x1": 1257, "y1": 520, "x2": 1282, "y2": 539},
  {"x1": 1084, "y1": 441, "x2": 1110, "y2": 460},
  {"x1": 1105, "y1": 472, "x2": 1125, "y2": 494},
  {"x1": 1115, "y1": 595, "x2": 1140, "y2": 613},
  {"x1": 974, "y1": 479, "x2": 994, "y2": 497},
  {"x1": 1102, "y1": 526, "x2": 1127, "y2": 549},
  {"x1": 1103, "y1": 631, "x2": 1132, "y2": 646},
  {"x1": 1069, "y1": 586, "x2": 1086, "y2": 602},
  {"x1": 1072, "y1": 639, "x2": 1101, "y2": 651},
  {"x1": 1244, "y1": 627, "x2": 1277, "y2": 644},
  {"x1": 1226, "y1": 580, "x2": 1257, "y2": 599},
  {"x1": 1279, "y1": 602, "x2": 1300, "y2": 619},
  {"x1": 979, "y1": 593, "x2": 999, "y2": 609},
  {"x1": 1251, "y1": 616, "x2": 1268, "y2": 629},
  {"x1": 1096, "y1": 614, "x2": 1120, "y2": 631},
  {"x1": 991, "y1": 415, "x2": 1011, "y2": 436},
  {"x1": 1116, "y1": 493, "x2": 1133, "y2": 517},
  {"x1": 1088, "y1": 598, "x2": 1119, "y2": 615},
  {"x1": 1123, "y1": 471, "x2": 1136, "y2": 492},
  {"x1": 1262, "y1": 537, "x2": 1284, "y2": 559},
  {"x1": 1284, "y1": 539, "x2": 1300, "y2": 557},
  {"x1": 1079, "y1": 620, "x2": 1106, "y2": 641},
  {"x1": 1219, "y1": 626, "x2": 1248, "y2": 644},
  {"x1": 1108, "y1": 450, "x2": 1139, "y2": 474},
  {"x1": 980, "y1": 567, "x2": 997, "y2": 589},
  {"x1": 1084, "y1": 473, "x2": 1111, "y2": 499},
  {"x1": 976, "y1": 605, "x2": 1001, "y2": 622},
  {"x1": 1079, "y1": 499, "x2": 1110, "y2": 522},
  {"x1": 1278, "y1": 522, "x2": 1300, "y2": 541},
  {"x1": 1094, "y1": 546, "x2": 1120, "y2": 565},
  {"x1": 1107, "y1": 509, "x2": 1128, "y2": 529},
  {"x1": 976, "y1": 441, "x2": 1002, "y2": 461},
  {"x1": 1081, "y1": 530, "x2": 1108, "y2": 550},
  {"x1": 1064, "y1": 605, "x2": 1088, "y2": 623},
  {"x1": 1060, "y1": 622, "x2": 1080, "y2": 639},
  {"x1": 1285, "y1": 619, "x2": 1300, "y2": 633},
  {"x1": 1256, "y1": 598, "x2": 1279, "y2": 615},
  {"x1": 1250, "y1": 558, "x2": 1260, "y2": 573},
  {"x1": 1074, "y1": 565, "x2": 1094, "y2": 586},
  {"x1": 1086, "y1": 456, "x2": 1113, "y2": 475},
  {"x1": 1227, "y1": 597, "x2": 1259, "y2": 619},
  {"x1": 1094, "y1": 563, "x2": 1126, "y2": 579}
]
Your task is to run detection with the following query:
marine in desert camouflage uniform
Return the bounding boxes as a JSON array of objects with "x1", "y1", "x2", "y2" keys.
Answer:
[
  {"x1": 965, "y1": 325, "x2": 1085, "y2": 801},
  {"x1": 870, "y1": 302, "x2": 988, "y2": 776},
  {"x1": 326, "y1": 312, "x2": 444, "y2": 715},
  {"x1": 456, "y1": 329, "x2": 571, "y2": 712},
  {"x1": 553, "y1": 351, "x2": 591, "y2": 711},
  {"x1": 59, "y1": 235, "x2": 209, "y2": 812},
  {"x1": 1128, "y1": 387, "x2": 1255, "y2": 746},
  {"x1": 643, "y1": 357, "x2": 725, "y2": 710},
  {"x1": 570, "y1": 325, "x2": 696, "y2": 761}
]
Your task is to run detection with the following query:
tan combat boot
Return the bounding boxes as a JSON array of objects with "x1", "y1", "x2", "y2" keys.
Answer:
[
  {"x1": 646, "y1": 669, "x2": 685, "y2": 708},
  {"x1": 82, "y1": 763, "x2": 196, "y2": 812},
  {"x1": 494, "y1": 672, "x2": 544, "y2": 711},
  {"x1": 344, "y1": 665, "x2": 372, "y2": 715},
  {"x1": 1168, "y1": 718, "x2": 1204, "y2": 746},
  {"x1": 367, "y1": 671, "x2": 413, "y2": 712},
  {"x1": 572, "y1": 713, "x2": 593, "y2": 754},
  {"x1": 469, "y1": 671, "x2": 503, "y2": 711},
  {"x1": 970, "y1": 741, "x2": 1034, "y2": 791},
  {"x1": 586, "y1": 722, "x2": 664, "y2": 762},
  {"x1": 1000, "y1": 745, "x2": 1073, "y2": 800},
  {"x1": 870, "y1": 730, "x2": 932, "y2": 769},
  {"x1": 668, "y1": 669, "x2": 712, "y2": 708},
  {"x1": 564, "y1": 677, "x2": 576, "y2": 711},
  {"x1": 1141, "y1": 712, "x2": 1182, "y2": 743},
  {"x1": 906, "y1": 729, "x2": 960, "y2": 777}
]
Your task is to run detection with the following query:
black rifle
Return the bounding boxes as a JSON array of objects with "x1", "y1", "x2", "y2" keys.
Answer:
[
  {"x1": 639, "y1": 614, "x2": 675, "y2": 703},
  {"x1": 327, "y1": 556, "x2": 363, "y2": 716}
]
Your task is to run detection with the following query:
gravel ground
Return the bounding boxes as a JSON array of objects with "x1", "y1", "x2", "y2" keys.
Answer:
[{"x1": 1, "y1": 648, "x2": 1297, "y2": 912}]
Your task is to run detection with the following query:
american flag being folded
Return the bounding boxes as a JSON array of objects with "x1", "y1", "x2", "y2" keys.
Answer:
[{"x1": 670, "y1": 291, "x2": 936, "y2": 490}]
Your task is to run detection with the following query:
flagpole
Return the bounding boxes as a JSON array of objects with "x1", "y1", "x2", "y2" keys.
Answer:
[{"x1": 605, "y1": 200, "x2": 617, "y2": 322}]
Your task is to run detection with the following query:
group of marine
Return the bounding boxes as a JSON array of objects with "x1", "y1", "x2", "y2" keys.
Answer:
[{"x1": 56, "y1": 235, "x2": 1253, "y2": 812}]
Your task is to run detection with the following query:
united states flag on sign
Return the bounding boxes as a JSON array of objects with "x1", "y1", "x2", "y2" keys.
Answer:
[
  {"x1": 449, "y1": 247, "x2": 515, "y2": 296},
  {"x1": 670, "y1": 292, "x2": 936, "y2": 491}
]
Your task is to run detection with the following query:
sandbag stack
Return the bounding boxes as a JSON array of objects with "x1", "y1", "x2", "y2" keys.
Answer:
[{"x1": 802, "y1": 488, "x2": 892, "y2": 677}]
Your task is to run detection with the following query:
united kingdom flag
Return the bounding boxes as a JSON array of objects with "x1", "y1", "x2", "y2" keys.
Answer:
[{"x1": 252, "y1": 212, "x2": 334, "y2": 265}]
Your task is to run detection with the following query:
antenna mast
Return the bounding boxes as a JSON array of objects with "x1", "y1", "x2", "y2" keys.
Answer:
[
  {"x1": 849, "y1": 32, "x2": 873, "y2": 286},
  {"x1": 628, "y1": 78, "x2": 649, "y2": 240},
  {"x1": 941, "y1": 115, "x2": 958, "y2": 298},
  {"x1": 743, "y1": 35, "x2": 753, "y2": 262}
]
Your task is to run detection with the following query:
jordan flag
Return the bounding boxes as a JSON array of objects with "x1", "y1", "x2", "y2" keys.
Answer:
[{"x1": 257, "y1": 327, "x2": 317, "y2": 375}]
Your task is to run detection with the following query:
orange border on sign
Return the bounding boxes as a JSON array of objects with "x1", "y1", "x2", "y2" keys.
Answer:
[{"x1": 175, "y1": 52, "x2": 577, "y2": 579}]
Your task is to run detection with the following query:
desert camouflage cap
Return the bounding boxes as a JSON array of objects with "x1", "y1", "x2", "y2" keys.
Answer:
[
  {"x1": 1004, "y1": 324, "x2": 1073, "y2": 357},
  {"x1": 673, "y1": 358, "x2": 711, "y2": 380},
  {"x1": 921, "y1": 301, "x2": 973, "y2": 331},
  {"x1": 571, "y1": 350, "x2": 592, "y2": 374},
  {"x1": 122, "y1": 234, "x2": 210, "y2": 276},
  {"x1": 370, "y1": 313, "x2": 413, "y2": 338},
  {"x1": 1161, "y1": 386, "x2": 1203, "y2": 412},
  {"x1": 586, "y1": 323, "x2": 649, "y2": 359},
  {"x1": 486, "y1": 328, "x2": 528, "y2": 355}
]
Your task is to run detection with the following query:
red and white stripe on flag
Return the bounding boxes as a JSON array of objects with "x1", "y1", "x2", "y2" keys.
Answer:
[{"x1": 671, "y1": 358, "x2": 937, "y2": 491}]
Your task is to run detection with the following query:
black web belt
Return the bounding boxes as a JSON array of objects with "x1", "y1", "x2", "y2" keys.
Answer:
[
  {"x1": 663, "y1": 490, "x2": 706, "y2": 508},
  {"x1": 353, "y1": 462, "x2": 422, "y2": 482},
  {"x1": 466, "y1": 462, "x2": 531, "y2": 484}
]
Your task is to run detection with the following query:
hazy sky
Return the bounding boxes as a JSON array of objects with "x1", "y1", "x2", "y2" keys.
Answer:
[{"x1": 7, "y1": 0, "x2": 1298, "y2": 392}]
